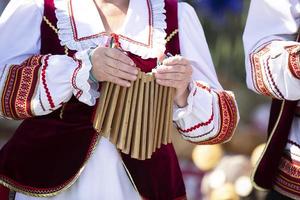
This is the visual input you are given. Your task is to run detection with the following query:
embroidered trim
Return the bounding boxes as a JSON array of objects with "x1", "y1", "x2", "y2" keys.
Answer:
[
  {"x1": 179, "y1": 126, "x2": 215, "y2": 139},
  {"x1": 165, "y1": 29, "x2": 178, "y2": 43},
  {"x1": 264, "y1": 56, "x2": 284, "y2": 99},
  {"x1": 278, "y1": 156, "x2": 300, "y2": 179},
  {"x1": 197, "y1": 91, "x2": 238, "y2": 145},
  {"x1": 1, "y1": 56, "x2": 42, "y2": 119},
  {"x1": 0, "y1": 132, "x2": 101, "y2": 197},
  {"x1": 67, "y1": 0, "x2": 153, "y2": 46},
  {"x1": 285, "y1": 45, "x2": 300, "y2": 79},
  {"x1": 54, "y1": 0, "x2": 167, "y2": 58},
  {"x1": 71, "y1": 59, "x2": 83, "y2": 99},
  {"x1": 177, "y1": 81, "x2": 214, "y2": 134},
  {"x1": 250, "y1": 43, "x2": 274, "y2": 97},
  {"x1": 273, "y1": 155, "x2": 300, "y2": 198},
  {"x1": 177, "y1": 111, "x2": 214, "y2": 133},
  {"x1": 43, "y1": 16, "x2": 69, "y2": 55},
  {"x1": 41, "y1": 55, "x2": 55, "y2": 109},
  {"x1": 72, "y1": 51, "x2": 99, "y2": 106},
  {"x1": 195, "y1": 81, "x2": 211, "y2": 92}
]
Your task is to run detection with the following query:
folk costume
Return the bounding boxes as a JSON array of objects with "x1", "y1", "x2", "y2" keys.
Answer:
[
  {"x1": 0, "y1": 0, "x2": 239, "y2": 199},
  {"x1": 244, "y1": 0, "x2": 300, "y2": 199}
]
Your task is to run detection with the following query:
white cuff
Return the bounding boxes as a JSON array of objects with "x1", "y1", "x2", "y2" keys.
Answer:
[
  {"x1": 73, "y1": 50, "x2": 100, "y2": 106},
  {"x1": 172, "y1": 81, "x2": 195, "y2": 121}
]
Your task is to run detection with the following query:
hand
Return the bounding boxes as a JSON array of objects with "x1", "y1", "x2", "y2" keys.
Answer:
[
  {"x1": 154, "y1": 55, "x2": 193, "y2": 107},
  {"x1": 90, "y1": 47, "x2": 138, "y2": 87}
]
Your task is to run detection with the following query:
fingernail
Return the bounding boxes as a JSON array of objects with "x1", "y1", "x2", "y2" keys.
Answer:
[{"x1": 126, "y1": 82, "x2": 131, "y2": 87}]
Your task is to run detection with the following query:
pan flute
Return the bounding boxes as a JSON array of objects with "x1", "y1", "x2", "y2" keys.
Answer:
[{"x1": 93, "y1": 69, "x2": 174, "y2": 160}]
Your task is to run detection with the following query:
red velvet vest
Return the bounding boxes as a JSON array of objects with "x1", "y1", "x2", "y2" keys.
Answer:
[
  {"x1": 0, "y1": 0, "x2": 186, "y2": 199},
  {"x1": 252, "y1": 99, "x2": 297, "y2": 190},
  {"x1": 252, "y1": 34, "x2": 300, "y2": 190}
]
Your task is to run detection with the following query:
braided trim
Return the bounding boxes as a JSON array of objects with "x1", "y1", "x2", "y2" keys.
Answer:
[
  {"x1": 165, "y1": 29, "x2": 178, "y2": 44},
  {"x1": 43, "y1": 16, "x2": 69, "y2": 55}
]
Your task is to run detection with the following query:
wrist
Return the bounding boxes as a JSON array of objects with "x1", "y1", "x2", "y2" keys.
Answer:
[
  {"x1": 174, "y1": 87, "x2": 189, "y2": 108},
  {"x1": 87, "y1": 48, "x2": 98, "y2": 83}
]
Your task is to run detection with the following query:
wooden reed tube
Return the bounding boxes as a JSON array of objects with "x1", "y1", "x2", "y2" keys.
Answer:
[
  {"x1": 146, "y1": 75, "x2": 155, "y2": 159},
  {"x1": 131, "y1": 72, "x2": 145, "y2": 159},
  {"x1": 117, "y1": 81, "x2": 134, "y2": 150},
  {"x1": 154, "y1": 83, "x2": 163, "y2": 150},
  {"x1": 123, "y1": 70, "x2": 141, "y2": 154},
  {"x1": 163, "y1": 87, "x2": 173, "y2": 144},
  {"x1": 102, "y1": 84, "x2": 120, "y2": 137},
  {"x1": 93, "y1": 82, "x2": 110, "y2": 132},
  {"x1": 110, "y1": 86, "x2": 127, "y2": 144},
  {"x1": 152, "y1": 81, "x2": 159, "y2": 153},
  {"x1": 157, "y1": 86, "x2": 167, "y2": 148},
  {"x1": 140, "y1": 73, "x2": 150, "y2": 160},
  {"x1": 98, "y1": 82, "x2": 114, "y2": 135},
  {"x1": 167, "y1": 88, "x2": 175, "y2": 143}
]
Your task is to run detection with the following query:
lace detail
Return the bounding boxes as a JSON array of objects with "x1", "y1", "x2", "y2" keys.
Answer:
[
  {"x1": 73, "y1": 50, "x2": 100, "y2": 106},
  {"x1": 54, "y1": 0, "x2": 167, "y2": 59}
]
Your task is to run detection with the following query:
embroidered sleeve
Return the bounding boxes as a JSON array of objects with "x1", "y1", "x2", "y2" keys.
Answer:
[
  {"x1": 247, "y1": 40, "x2": 300, "y2": 100},
  {"x1": 176, "y1": 3, "x2": 239, "y2": 144},
  {"x1": 243, "y1": 0, "x2": 300, "y2": 100},
  {"x1": 0, "y1": 0, "x2": 99, "y2": 119},
  {"x1": 0, "y1": 56, "x2": 43, "y2": 119},
  {"x1": 173, "y1": 81, "x2": 238, "y2": 144},
  {"x1": 0, "y1": 52, "x2": 99, "y2": 119}
]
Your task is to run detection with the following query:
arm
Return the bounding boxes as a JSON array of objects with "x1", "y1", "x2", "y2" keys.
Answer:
[
  {"x1": 243, "y1": 0, "x2": 300, "y2": 100},
  {"x1": 0, "y1": 0, "x2": 99, "y2": 119},
  {"x1": 172, "y1": 3, "x2": 239, "y2": 144}
]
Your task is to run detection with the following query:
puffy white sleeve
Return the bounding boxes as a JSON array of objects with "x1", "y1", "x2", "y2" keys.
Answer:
[
  {"x1": 0, "y1": 0, "x2": 99, "y2": 119},
  {"x1": 174, "y1": 3, "x2": 239, "y2": 144},
  {"x1": 243, "y1": 0, "x2": 300, "y2": 100}
]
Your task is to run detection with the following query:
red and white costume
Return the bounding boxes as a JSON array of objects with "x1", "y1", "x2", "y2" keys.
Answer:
[
  {"x1": 244, "y1": 0, "x2": 300, "y2": 198},
  {"x1": 0, "y1": 0, "x2": 239, "y2": 199}
]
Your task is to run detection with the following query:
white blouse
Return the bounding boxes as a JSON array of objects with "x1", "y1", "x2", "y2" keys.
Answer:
[
  {"x1": 0, "y1": 0, "x2": 239, "y2": 199},
  {"x1": 244, "y1": 0, "x2": 300, "y2": 196}
]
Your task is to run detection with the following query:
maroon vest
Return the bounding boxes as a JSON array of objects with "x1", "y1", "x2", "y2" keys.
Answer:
[
  {"x1": 253, "y1": 99, "x2": 297, "y2": 189},
  {"x1": 0, "y1": 0, "x2": 186, "y2": 199},
  {"x1": 252, "y1": 33, "x2": 300, "y2": 190}
]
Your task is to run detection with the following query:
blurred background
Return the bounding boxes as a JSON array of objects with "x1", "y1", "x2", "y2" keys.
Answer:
[{"x1": 0, "y1": 0, "x2": 270, "y2": 199}]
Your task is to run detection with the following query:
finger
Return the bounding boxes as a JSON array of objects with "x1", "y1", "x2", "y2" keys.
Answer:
[
  {"x1": 156, "y1": 64, "x2": 189, "y2": 74},
  {"x1": 155, "y1": 72, "x2": 190, "y2": 81},
  {"x1": 105, "y1": 48, "x2": 135, "y2": 66},
  {"x1": 104, "y1": 56, "x2": 138, "y2": 75},
  {"x1": 104, "y1": 65, "x2": 137, "y2": 81},
  {"x1": 162, "y1": 56, "x2": 190, "y2": 66},
  {"x1": 156, "y1": 79, "x2": 184, "y2": 88},
  {"x1": 107, "y1": 76, "x2": 131, "y2": 87}
]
